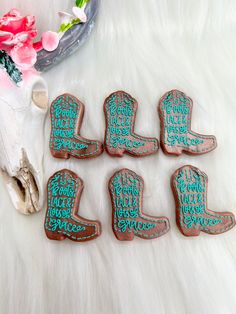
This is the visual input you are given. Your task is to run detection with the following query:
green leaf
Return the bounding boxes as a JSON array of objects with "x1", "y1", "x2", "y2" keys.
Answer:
[
  {"x1": 75, "y1": 0, "x2": 89, "y2": 8},
  {"x1": 59, "y1": 18, "x2": 82, "y2": 33},
  {"x1": 59, "y1": 23, "x2": 71, "y2": 33}
]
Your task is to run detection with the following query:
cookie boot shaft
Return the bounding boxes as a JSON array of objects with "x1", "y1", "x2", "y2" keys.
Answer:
[
  {"x1": 45, "y1": 169, "x2": 101, "y2": 242},
  {"x1": 159, "y1": 90, "x2": 217, "y2": 156},
  {"x1": 171, "y1": 165, "x2": 235, "y2": 236},
  {"x1": 104, "y1": 91, "x2": 159, "y2": 157},
  {"x1": 109, "y1": 168, "x2": 170, "y2": 240},
  {"x1": 50, "y1": 93, "x2": 103, "y2": 159}
]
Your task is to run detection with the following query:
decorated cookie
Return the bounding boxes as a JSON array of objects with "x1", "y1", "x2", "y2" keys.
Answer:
[
  {"x1": 109, "y1": 168, "x2": 170, "y2": 240},
  {"x1": 159, "y1": 90, "x2": 217, "y2": 156},
  {"x1": 104, "y1": 91, "x2": 159, "y2": 157},
  {"x1": 50, "y1": 93, "x2": 103, "y2": 159},
  {"x1": 171, "y1": 165, "x2": 235, "y2": 236},
  {"x1": 44, "y1": 169, "x2": 101, "y2": 242}
]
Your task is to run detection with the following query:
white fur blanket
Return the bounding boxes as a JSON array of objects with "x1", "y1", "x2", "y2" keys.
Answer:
[{"x1": 1, "y1": 1, "x2": 236, "y2": 313}]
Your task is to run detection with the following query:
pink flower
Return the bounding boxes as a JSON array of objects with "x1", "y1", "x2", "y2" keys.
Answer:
[
  {"x1": 10, "y1": 42, "x2": 37, "y2": 70},
  {"x1": 35, "y1": 31, "x2": 60, "y2": 52},
  {"x1": 0, "y1": 8, "x2": 60, "y2": 70},
  {"x1": 0, "y1": 9, "x2": 37, "y2": 47},
  {"x1": 42, "y1": 31, "x2": 59, "y2": 51}
]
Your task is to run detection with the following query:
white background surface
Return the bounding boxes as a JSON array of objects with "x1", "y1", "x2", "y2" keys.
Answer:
[{"x1": 1, "y1": 1, "x2": 236, "y2": 313}]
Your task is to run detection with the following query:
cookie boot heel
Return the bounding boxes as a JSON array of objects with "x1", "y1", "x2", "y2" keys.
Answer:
[{"x1": 50, "y1": 150, "x2": 70, "y2": 159}]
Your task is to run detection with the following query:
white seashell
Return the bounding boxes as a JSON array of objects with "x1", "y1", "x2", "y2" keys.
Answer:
[{"x1": 0, "y1": 73, "x2": 48, "y2": 214}]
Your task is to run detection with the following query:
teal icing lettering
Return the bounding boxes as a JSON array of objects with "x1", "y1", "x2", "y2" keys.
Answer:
[
  {"x1": 108, "y1": 102, "x2": 133, "y2": 116},
  {"x1": 110, "y1": 116, "x2": 131, "y2": 127},
  {"x1": 164, "y1": 104, "x2": 189, "y2": 115},
  {"x1": 48, "y1": 208, "x2": 71, "y2": 219},
  {"x1": 110, "y1": 136, "x2": 144, "y2": 149},
  {"x1": 48, "y1": 218, "x2": 86, "y2": 232},
  {"x1": 54, "y1": 138, "x2": 88, "y2": 151},
  {"x1": 49, "y1": 178, "x2": 75, "y2": 197},
  {"x1": 51, "y1": 197, "x2": 73, "y2": 208},
  {"x1": 111, "y1": 172, "x2": 154, "y2": 234},
  {"x1": 183, "y1": 215, "x2": 222, "y2": 229},
  {"x1": 181, "y1": 204, "x2": 205, "y2": 215},
  {"x1": 167, "y1": 134, "x2": 204, "y2": 147},
  {"x1": 53, "y1": 129, "x2": 74, "y2": 138},
  {"x1": 180, "y1": 193, "x2": 203, "y2": 205},
  {"x1": 165, "y1": 115, "x2": 187, "y2": 125},
  {"x1": 166, "y1": 125, "x2": 187, "y2": 134},
  {"x1": 54, "y1": 119, "x2": 75, "y2": 129},
  {"x1": 115, "y1": 197, "x2": 132, "y2": 208},
  {"x1": 116, "y1": 208, "x2": 139, "y2": 219},
  {"x1": 118, "y1": 219, "x2": 157, "y2": 232},
  {"x1": 54, "y1": 106, "x2": 77, "y2": 119},
  {"x1": 110, "y1": 127, "x2": 129, "y2": 136}
]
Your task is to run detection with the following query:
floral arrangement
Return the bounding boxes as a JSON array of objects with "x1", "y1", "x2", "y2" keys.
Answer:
[
  {"x1": 0, "y1": 0, "x2": 90, "y2": 79},
  {"x1": 59, "y1": 0, "x2": 90, "y2": 33}
]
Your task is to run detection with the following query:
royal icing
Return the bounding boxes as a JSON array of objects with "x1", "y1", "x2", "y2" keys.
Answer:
[
  {"x1": 172, "y1": 165, "x2": 235, "y2": 236},
  {"x1": 45, "y1": 169, "x2": 101, "y2": 241},
  {"x1": 109, "y1": 168, "x2": 170, "y2": 240},
  {"x1": 104, "y1": 91, "x2": 159, "y2": 157},
  {"x1": 50, "y1": 93, "x2": 103, "y2": 159},
  {"x1": 159, "y1": 90, "x2": 217, "y2": 155}
]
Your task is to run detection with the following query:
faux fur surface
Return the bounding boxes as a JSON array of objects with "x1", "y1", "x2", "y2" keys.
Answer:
[{"x1": 1, "y1": 1, "x2": 236, "y2": 313}]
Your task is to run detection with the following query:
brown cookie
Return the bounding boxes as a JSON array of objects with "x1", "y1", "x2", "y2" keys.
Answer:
[
  {"x1": 171, "y1": 165, "x2": 235, "y2": 236},
  {"x1": 50, "y1": 93, "x2": 103, "y2": 159},
  {"x1": 104, "y1": 91, "x2": 159, "y2": 157},
  {"x1": 44, "y1": 169, "x2": 101, "y2": 242},
  {"x1": 159, "y1": 90, "x2": 217, "y2": 156},
  {"x1": 109, "y1": 168, "x2": 170, "y2": 240}
]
